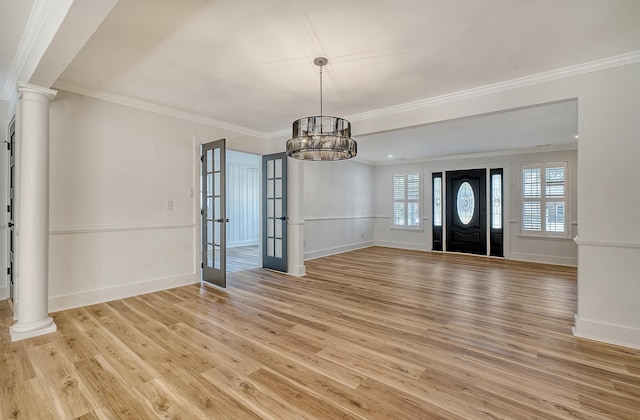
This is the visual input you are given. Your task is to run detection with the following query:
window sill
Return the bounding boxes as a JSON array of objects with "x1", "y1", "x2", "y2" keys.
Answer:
[
  {"x1": 391, "y1": 226, "x2": 424, "y2": 232},
  {"x1": 516, "y1": 234, "x2": 574, "y2": 241}
]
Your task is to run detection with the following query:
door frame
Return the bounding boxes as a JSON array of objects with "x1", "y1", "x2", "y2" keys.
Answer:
[
  {"x1": 446, "y1": 169, "x2": 487, "y2": 255},
  {"x1": 430, "y1": 164, "x2": 509, "y2": 257},
  {"x1": 3, "y1": 116, "x2": 16, "y2": 307},
  {"x1": 7, "y1": 117, "x2": 15, "y2": 304}
]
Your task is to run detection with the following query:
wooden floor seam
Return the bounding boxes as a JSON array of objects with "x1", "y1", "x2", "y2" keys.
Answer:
[{"x1": 1, "y1": 246, "x2": 639, "y2": 419}]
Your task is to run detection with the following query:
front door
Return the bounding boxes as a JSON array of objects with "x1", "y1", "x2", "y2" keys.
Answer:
[
  {"x1": 201, "y1": 139, "x2": 227, "y2": 287},
  {"x1": 7, "y1": 118, "x2": 15, "y2": 303},
  {"x1": 446, "y1": 169, "x2": 486, "y2": 255},
  {"x1": 262, "y1": 153, "x2": 287, "y2": 272}
]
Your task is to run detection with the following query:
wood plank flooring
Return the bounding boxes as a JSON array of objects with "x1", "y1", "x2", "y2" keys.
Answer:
[
  {"x1": 1, "y1": 246, "x2": 640, "y2": 419},
  {"x1": 227, "y1": 245, "x2": 260, "y2": 272}
]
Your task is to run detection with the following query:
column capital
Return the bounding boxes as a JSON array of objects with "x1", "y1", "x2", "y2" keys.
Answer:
[{"x1": 18, "y1": 82, "x2": 57, "y2": 101}]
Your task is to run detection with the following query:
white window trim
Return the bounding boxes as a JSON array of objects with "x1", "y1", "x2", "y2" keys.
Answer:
[
  {"x1": 520, "y1": 162, "x2": 570, "y2": 238},
  {"x1": 392, "y1": 171, "x2": 422, "y2": 230}
]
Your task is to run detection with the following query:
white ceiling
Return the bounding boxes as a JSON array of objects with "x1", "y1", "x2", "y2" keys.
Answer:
[
  {"x1": 358, "y1": 100, "x2": 578, "y2": 163},
  {"x1": 3, "y1": 0, "x2": 640, "y2": 161}
]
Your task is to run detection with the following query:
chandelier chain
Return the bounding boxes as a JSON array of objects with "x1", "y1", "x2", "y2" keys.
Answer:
[{"x1": 319, "y1": 65, "x2": 323, "y2": 117}]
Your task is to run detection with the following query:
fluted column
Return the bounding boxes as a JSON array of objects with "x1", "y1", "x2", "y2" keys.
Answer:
[{"x1": 10, "y1": 82, "x2": 57, "y2": 342}]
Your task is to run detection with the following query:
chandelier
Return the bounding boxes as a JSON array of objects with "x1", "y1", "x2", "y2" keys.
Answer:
[{"x1": 286, "y1": 57, "x2": 357, "y2": 161}]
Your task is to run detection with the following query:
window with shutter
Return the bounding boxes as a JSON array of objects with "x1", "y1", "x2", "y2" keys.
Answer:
[
  {"x1": 521, "y1": 163, "x2": 568, "y2": 236},
  {"x1": 392, "y1": 172, "x2": 421, "y2": 229}
]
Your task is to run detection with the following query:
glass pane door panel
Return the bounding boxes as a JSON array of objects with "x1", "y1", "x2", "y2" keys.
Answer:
[
  {"x1": 206, "y1": 244, "x2": 213, "y2": 267},
  {"x1": 267, "y1": 238, "x2": 275, "y2": 257},
  {"x1": 267, "y1": 199, "x2": 274, "y2": 218},
  {"x1": 267, "y1": 179, "x2": 274, "y2": 198},
  {"x1": 267, "y1": 160, "x2": 274, "y2": 178},
  {"x1": 214, "y1": 148, "x2": 220, "y2": 171},
  {"x1": 275, "y1": 179, "x2": 282, "y2": 197},
  {"x1": 275, "y1": 199, "x2": 282, "y2": 218},
  {"x1": 214, "y1": 246, "x2": 221, "y2": 269},
  {"x1": 214, "y1": 172, "x2": 220, "y2": 195},
  {"x1": 207, "y1": 221, "x2": 213, "y2": 243},
  {"x1": 207, "y1": 197, "x2": 213, "y2": 219},
  {"x1": 275, "y1": 219, "x2": 282, "y2": 237},
  {"x1": 275, "y1": 239, "x2": 282, "y2": 258},
  {"x1": 206, "y1": 150, "x2": 213, "y2": 172}
]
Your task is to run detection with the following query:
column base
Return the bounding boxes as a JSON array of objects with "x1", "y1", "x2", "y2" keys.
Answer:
[{"x1": 10, "y1": 317, "x2": 57, "y2": 342}]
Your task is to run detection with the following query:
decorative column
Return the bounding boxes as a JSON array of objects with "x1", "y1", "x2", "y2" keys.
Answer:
[
  {"x1": 286, "y1": 158, "x2": 306, "y2": 276},
  {"x1": 10, "y1": 82, "x2": 57, "y2": 341}
]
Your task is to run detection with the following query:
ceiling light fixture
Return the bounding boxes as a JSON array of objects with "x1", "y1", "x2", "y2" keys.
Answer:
[{"x1": 286, "y1": 57, "x2": 357, "y2": 161}]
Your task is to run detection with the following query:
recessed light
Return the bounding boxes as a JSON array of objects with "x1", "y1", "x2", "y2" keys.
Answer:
[
  {"x1": 387, "y1": 154, "x2": 393, "y2": 158},
  {"x1": 574, "y1": 134, "x2": 579, "y2": 139}
]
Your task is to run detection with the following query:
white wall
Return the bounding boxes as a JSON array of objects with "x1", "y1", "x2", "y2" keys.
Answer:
[
  {"x1": 573, "y1": 63, "x2": 640, "y2": 349},
  {"x1": 373, "y1": 161, "x2": 430, "y2": 251},
  {"x1": 226, "y1": 151, "x2": 260, "y2": 247},
  {"x1": 48, "y1": 91, "x2": 265, "y2": 311},
  {"x1": 373, "y1": 148, "x2": 578, "y2": 265},
  {"x1": 303, "y1": 160, "x2": 375, "y2": 260}
]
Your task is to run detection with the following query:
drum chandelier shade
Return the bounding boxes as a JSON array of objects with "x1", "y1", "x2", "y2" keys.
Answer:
[{"x1": 286, "y1": 57, "x2": 357, "y2": 161}]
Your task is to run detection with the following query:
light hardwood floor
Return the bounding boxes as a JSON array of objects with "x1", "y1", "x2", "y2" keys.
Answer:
[
  {"x1": 1, "y1": 247, "x2": 639, "y2": 419},
  {"x1": 227, "y1": 245, "x2": 260, "y2": 273}
]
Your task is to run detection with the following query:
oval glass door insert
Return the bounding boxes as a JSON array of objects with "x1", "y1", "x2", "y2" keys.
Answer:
[{"x1": 456, "y1": 182, "x2": 474, "y2": 225}]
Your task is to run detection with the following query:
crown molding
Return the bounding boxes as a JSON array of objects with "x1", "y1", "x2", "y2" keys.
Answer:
[
  {"x1": 0, "y1": 0, "x2": 56, "y2": 101},
  {"x1": 52, "y1": 50, "x2": 640, "y2": 140},
  {"x1": 347, "y1": 50, "x2": 640, "y2": 123},
  {"x1": 52, "y1": 80, "x2": 269, "y2": 139}
]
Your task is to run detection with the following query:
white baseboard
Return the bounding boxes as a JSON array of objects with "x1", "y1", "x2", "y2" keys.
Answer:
[
  {"x1": 304, "y1": 241, "x2": 375, "y2": 261},
  {"x1": 573, "y1": 314, "x2": 640, "y2": 350},
  {"x1": 49, "y1": 273, "x2": 198, "y2": 312},
  {"x1": 286, "y1": 264, "x2": 306, "y2": 277},
  {"x1": 0, "y1": 286, "x2": 6, "y2": 300},
  {"x1": 373, "y1": 240, "x2": 430, "y2": 252},
  {"x1": 372, "y1": 243, "x2": 576, "y2": 266},
  {"x1": 508, "y1": 252, "x2": 577, "y2": 267}
]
